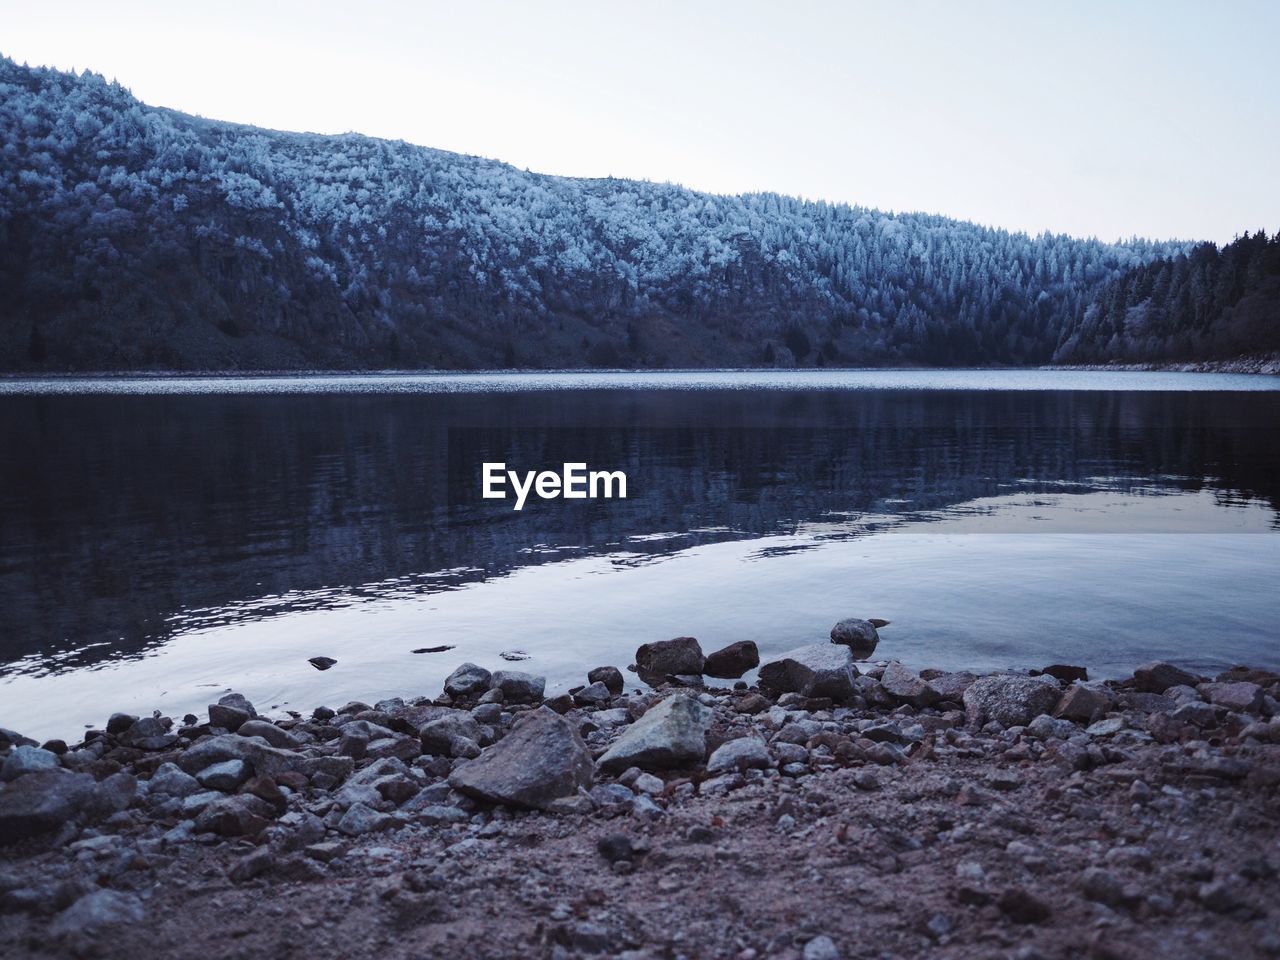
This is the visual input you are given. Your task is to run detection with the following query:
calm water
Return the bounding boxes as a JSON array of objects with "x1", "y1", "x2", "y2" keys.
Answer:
[{"x1": 2, "y1": 369, "x2": 1279, "y2": 740}]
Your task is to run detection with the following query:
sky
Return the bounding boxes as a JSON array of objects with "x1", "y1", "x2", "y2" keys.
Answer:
[{"x1": 4, "y1": 0, "x2": 1277, "y2": 244}]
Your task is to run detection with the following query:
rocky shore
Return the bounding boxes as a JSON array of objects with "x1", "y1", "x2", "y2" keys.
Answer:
[{"x1": 2, "y1": 625, "x2": 1278, "y2": 959}]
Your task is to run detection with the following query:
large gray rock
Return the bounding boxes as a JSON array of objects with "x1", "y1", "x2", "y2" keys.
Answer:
[
  {"x1": 596, "y1": 695, "x2": 712, "y2": 773},
  {"x1": 50, "y1": 889, "x2": 145, "y2": 938},
  {"x1": 635, "y1": 637, "x2": 705, "y2": 677},
  {"x1": 706, "y1": 736, "x2": 771, "y2": 773},
  {"x1": 0, "y1": 770, "x2": 95, "y2": 843},
  {"x1": 177, "y1": 734, "x2": 305, "y2": 780},
  {"x1": 587, "y1": 666, "x2": 625, "y2": 695},
  {"x1": 758, "y1": 644, "x2": 859, "y2": 701},
  {"x1": 963, "y1": 675, "x2": 1062, "y2": 727},
  {"x1": 829, "y1": 618, "x2": 882, "y2": 658},
  {"x1": 489, "y1": 670, "x2": 546, "y2": 703},
  {"x1": 1132, "y1": 662, "x2": 1199, "y2": 693},
  {"x1": 879, "y1": 662, "x2": 939, "y2": 707},
  {"x1": 0, "y1": 745, "x2": 60, "y2": 782},
  {"x1": 147, "y1": 762, "x2": 201, "y2": 798},
  {"x1": 1054, "y1": 684, "x2": 1113, "y2": 722},
  {"x1": 450, "y1": 708, "x2": 593, "y2": 809},
  {"x1": 208, "y1": 692, "x2": 256, "y2": 731},
  {"x1": 194, "y1": 794, "x2": 275, "y2": 836},
  {"x1": 236, "y1": 719, "x2": 301, "y2": 749},
  {"x1": 118, "y1": 716, "x2": 177, "y2": 750},
  {"x1": 196, "y1": 760, "x2": 251, "y2": 792},
  {"x1": 704, "y1": 641, "x2": 760, "y2": 679},
  {"x1": 925, "y1": 671, "x2": 978, "y2": 703},
  {"x1": 419, "y1": 712, "x2": 482, "y2": 756},
  {"x1": 444, "y1": 663, "x2": 493, "y2": 698},
  {"x1": 1203, "y1": 681, "x2": 1265, "y2": 713}
]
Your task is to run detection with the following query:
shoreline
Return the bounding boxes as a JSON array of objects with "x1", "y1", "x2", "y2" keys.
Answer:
[
  {"x1": 0, "y1": 360, "x2": 1277, "y2": 380},
  {"x1": 2, "y1": 633, "x2": 1278, "y2": 958}
]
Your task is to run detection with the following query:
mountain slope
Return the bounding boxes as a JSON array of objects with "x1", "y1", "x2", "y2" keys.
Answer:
[
  {"x1": 1054, "y1": 231, "x2": 1280, "y2": 364},
  {"x1": 1, "y1": 59, "x2": 1189, "y2": 371}
]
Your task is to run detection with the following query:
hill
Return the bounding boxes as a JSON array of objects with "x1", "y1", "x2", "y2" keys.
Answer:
[{"x1": 1, "y1": 58, "x2": 1195, "y2": 371}]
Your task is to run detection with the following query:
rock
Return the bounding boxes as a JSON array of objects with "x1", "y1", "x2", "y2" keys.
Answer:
[
  {"x1": 228, "y1": 846, "x2": 275, "y2": 882},
  {"x1": 106, "y1": 713, "x2": 138, "y2": 735},
  {"x1": 1081, "y1": 867, "x2": 1126, "y2": 907},
  {"x1": 1053, "y1": 684, "x2": 1112, "y2": 722},
  {"x1": 1132, "y1": 661, "x2": 1198, "y2": 693},
  {"x1": 573, "y1": 681, "x2": 613, "y2": 707},
  {"x1": 1086, "y1": 717, "x2": 1125, "y2": 737},
  {"x1": 444, "y1": 663, "x2": 492, "y2": 698},
  {"x1": 879, "y1": 661, "x2": 939, "y2": 707},
  {"x1": 489, "y1": 670, "x2": 546, "y2": 703},
  {"x1": 308, "y1": 656, "x2": 337, "y2": 671},
  {"x1": 996, "y1": 886, "x2": 1051, "y2": 924},
  {"x1": 635, "y1": 637, "x2": 705, "y2": 677},
  {"x1": 803, "y1": 935, "x2": 841, "y2": 960},
  {"x1": 194, "y1": 794, "x2": 274, "y2": 836},
  {"x1": 500, "y1": 650, "x2": 531, "y2": 661},
  {"x1": 0, "y1": 745, "x2": 60, "y2": 781},
  {"x1": 0, "y1": 770, "x2": 95, "y2": 843},
  {"x1": 829, "y1": 618, "x2": 881, "y2": 658},
  {"x1": 706, "y1": 736, "x2": 771, "y2": 773},
  {"x1": 208, "y1": 692, "x2": 256, "y2": 731},
  {"x1": 147, "y1": 762, "x2": 200, "y2": 798},
  {"x1": 1026, "y1": 714, "x2": 1076, "y2": 740},
  {"x1": 1038, "y1": 664, "x2": 1088, "y2": 682},
  {"x1": 1204, "y1": 681, "x2": 1265, "y2": 713},
  {"x1": 336, "y1": 802, "x2": 397, "y2": 836},
  {"x1": 420, "y1": 713, "x2": 482, "y2": 756},
  {"x1": 596, "y1": 695, "x2": 712, "y2": 774},
  {"x1": 703, "y1": 641, "x2": 760, "y2": 679},
  {"x1": 734, "y1": 692, "x2": 771, "y2": 714},
  {"x1": 1171, "y1": 701, "x2": 1219, "y2": 727},
  {"x1": 758, "y1": 644, "x2": 858, "y2": 701},
  {"x1": 236, "y1": 719, "x2": 301, "y2": 749},
  {"x1": 449, "y1": 707, "x2": 593, "y2": 809},
  {"x1": 587, "y1": 666, "x2": 625, "y2": 695},
  {"x1": 471, "y1": 702, "x2": 503, "y2": 724},
  {"x1": 119, "y1": 716, "x2": 178, "y2": 750},
  {"x1": 50, "y1": 889, "x2": 145, "y2": 938},
  {"x1": 196, "y1": 759, "x2": 251, "y2": 791},
  {"x1": 963, "y1": 675, "x2": 1061, "y2": 727},
  {"x1": 85, "y1": 772, "x2": 136, "y2": 820},
  {"x1": 1198, "y1": 880, "x2": 1250, "y2": 915},
  {"x1": 632, "y1": 772, "x2": 664, "y2": 795},
  {"x1": 305, "y1": 841, "x2": 345, "y2": 862},
  {"x1": 924, "y1": 671, "x2": 977, "y2": 703},
  {"x1": 179, "y1": 734, "x2": 305, "y2": 781},
  {"x1": 852, "y1": 770, "x2": 881, "y2": 791},
  {"x1": 597, "y1": 834, "x2": 634, "y2": 863}
]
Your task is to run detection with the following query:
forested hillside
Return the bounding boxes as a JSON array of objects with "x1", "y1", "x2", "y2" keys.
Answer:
[
  {"x1": 0, "y1": 58, "x2": 1247, "y2": 372},
  {"x1": 1054, "y1": 232, "x2": 1280, "y2": 364}
]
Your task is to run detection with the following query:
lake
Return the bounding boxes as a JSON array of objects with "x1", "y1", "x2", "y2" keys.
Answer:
[{"x1": 2, "y1": 369, "x2": 1278, "y2": 741}]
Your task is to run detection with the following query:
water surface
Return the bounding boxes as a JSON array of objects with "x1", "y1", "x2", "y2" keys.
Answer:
[{"x1": 2, "y1": 369, "x2": 1278, "y2": 739}]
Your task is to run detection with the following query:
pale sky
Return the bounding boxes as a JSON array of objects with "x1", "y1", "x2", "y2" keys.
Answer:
[{"x1": 5, "y1": 0, "x2": 1277, "y2": 243}]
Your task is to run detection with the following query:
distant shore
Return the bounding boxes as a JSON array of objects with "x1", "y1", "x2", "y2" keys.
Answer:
[{"x1": 2, "y1": 636, "x2": 1277, "y2": 959}]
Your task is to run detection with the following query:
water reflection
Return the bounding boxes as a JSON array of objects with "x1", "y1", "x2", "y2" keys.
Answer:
[{"x1": 0, "y1": 383, "x2": 1277, "y2": 682}]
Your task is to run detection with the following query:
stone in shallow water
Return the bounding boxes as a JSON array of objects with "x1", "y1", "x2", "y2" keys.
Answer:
[
  {"x1": 1132, "y1": 661, "x2": 1199, "y2": 693},
  {"x1": 587, "y1": 665, "x2": 625, "y2": 695},
  {"x1": 444, "y1": 663, "x2": 492, "y2": 697},
  {"x1": 703, "y1": 641, "x2": 760, "y2": 679},
  {"x1": 829, "y1": 618, "x2": 881, "y2": 658},
  {"x1": 489, "y1": 670, "x2": 545, "y2": 702},
  {"x1": 635, "y1": 637, "x2": 705, "y2": 678}
]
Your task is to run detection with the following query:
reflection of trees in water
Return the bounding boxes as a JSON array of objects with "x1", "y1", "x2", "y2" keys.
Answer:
[{"x1": 1, "y1": 389, "x2": 1277, "y2": 670}]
